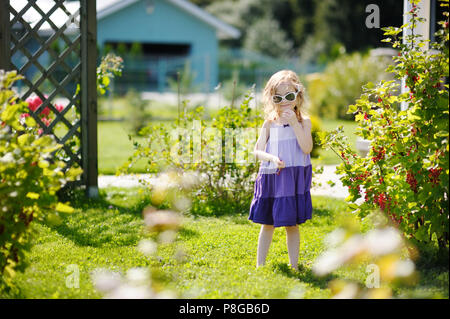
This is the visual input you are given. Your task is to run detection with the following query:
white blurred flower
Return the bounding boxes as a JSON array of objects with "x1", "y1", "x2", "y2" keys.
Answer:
[
  {"x1": 312, "y1": 250, "x2": 344, "y2": 276},
  {"x1": 394, "y1": 259, "x2": 415, "y2": 277},
  {"x1": 173, "y1": 196, "x2": 191, "y2": 211},
  {"x1": 137, "y1": 239, "x2": 157, "y2": 256},
  {"x1": 155, "y1": 290, "x2": 178, "y2": 299},
  {"x1": 105, "y1": 283, "x2": 153, "y2": 299},
  {"x1": 332, "y1": 282, "x2": 359, "y2": 299},
  {"x1": 182, "y1": 286, "x2": 204, "y2": 298},
  {"x1": 126, "y1": 267, "x2": 151, "y2": 286},
  {"x1": 91, "y1": 268, "x2": 122, "y2": 293},
  {"x1": 180, "y1": 171, "x2": 200, "y2": 189},
  {"x1": 287, "y1": 285, "x2": 306, "y2": 299},
  {"x1": 365, "y1": 227, "x2": 402, "y2": 256},
  {"x1": 0, "y1": 152, "x2": 14, "y2": 163},
  {"x1": 153, "y1": 172, "x2": 178, "y2": 189},
  {"x1": 143, "y1": 209, "x2": 181, "y2": 232},
  {"x1": 313, "y1": 235, "x2": 365, "y2": 276},
  {"x1": 340, "y1": 235, "x2": 366, "y2": 263},
  {"x1": 159, "y1": 230, "x2": 177, "y2": 244},
  {"x1": 324, "y1": 228, "x2": 346, "y2": 248}
]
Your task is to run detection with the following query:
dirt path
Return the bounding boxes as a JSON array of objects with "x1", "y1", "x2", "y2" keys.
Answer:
[{"x1": 98, "y1": 165, "x2": 349, "y2": 199}]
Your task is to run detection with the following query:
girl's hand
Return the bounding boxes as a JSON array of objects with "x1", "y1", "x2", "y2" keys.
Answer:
[
  {"x1": 280, "y1": 108, "x2": 297, "y2": 125},
  {"x1": 272, "y1": 156, "x2": 285, "y2": 169}
]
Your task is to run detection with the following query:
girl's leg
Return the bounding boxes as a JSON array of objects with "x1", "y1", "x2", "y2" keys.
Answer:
[
  {"x1": 256, "y1": 224, "x2": 275, "y2": 267},
  {"x1": 285, "y1": 225, "x2": 300, "y2": 270}
]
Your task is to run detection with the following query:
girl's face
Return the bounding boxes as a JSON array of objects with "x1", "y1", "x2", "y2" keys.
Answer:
[{"x1": 274, "y1": 81, "x2": 297, "y2": 110}]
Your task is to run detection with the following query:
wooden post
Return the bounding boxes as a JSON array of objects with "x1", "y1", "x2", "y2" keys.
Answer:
[
  {"x1": 81, "y1": 0, "x2": 99, "y2": 198},
  {"x1": 0, "y1": 0, "x2": 11, "y2": 71}
]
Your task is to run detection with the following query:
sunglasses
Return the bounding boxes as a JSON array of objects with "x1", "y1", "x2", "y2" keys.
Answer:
[{"x1": 272, "y1": 91, "x2": 299, "y2": 104}]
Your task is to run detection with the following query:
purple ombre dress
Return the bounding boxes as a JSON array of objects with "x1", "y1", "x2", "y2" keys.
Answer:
[{"x1": 249, "y1": 121, "x2": 313, "y2": 227}]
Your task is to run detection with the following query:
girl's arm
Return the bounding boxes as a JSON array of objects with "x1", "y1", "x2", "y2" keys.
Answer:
[
  {"x1": 290, "y1": 118, "x2": 313, "y2": 154},
  {"x1": 253, "y1": 120, "x2": 278, "y2": 162}
]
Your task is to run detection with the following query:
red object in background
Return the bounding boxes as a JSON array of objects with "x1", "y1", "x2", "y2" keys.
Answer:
[{"x1": 26, "y1": 96, "x2": 42, "y2": 112}]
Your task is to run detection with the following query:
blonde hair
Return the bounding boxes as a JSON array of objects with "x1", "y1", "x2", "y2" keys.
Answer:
[{"x1": 262, "y1": 70, "x2": 306, "y2": 123}]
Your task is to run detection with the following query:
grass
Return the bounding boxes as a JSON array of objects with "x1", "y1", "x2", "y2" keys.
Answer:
[
  {"x1": 3, "y1": 187, "x2": 448, "y2": 299},
  {"x1": 98, "y1": 96, "x2": 180, "y2": 120},
  {"x1": 98, "y1": 121, "x2": 149, "y2": 175},
  {"x1": 312, "y1": 118, "x2": 359, "y2": 166}
]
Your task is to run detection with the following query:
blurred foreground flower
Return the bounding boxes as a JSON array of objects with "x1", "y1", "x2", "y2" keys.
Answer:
[
  {"x1": 312, "y1": 211, "x2": 419, "y2": 299},
  {"x1": 91, "y1": 167, "x2": 201, "y2": 299},
  {"x1": 143, "y1": 206, "x2": 182, "y2": 232},
  {"x1": 137, "y1": 239, "x2": 157, "y2": 256},
  {"x1": 148, "y1": 170, "x2": 201, "y2": 207},
  {"x1": 91, "y1": 267, "x2": 176, "y2": 299}
]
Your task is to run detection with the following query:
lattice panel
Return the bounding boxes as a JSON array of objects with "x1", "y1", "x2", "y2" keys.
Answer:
[{"x1": 9, "y1": 0, "x2": 83, "y2": 180}]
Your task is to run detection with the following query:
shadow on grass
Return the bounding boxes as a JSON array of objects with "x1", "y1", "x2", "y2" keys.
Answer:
[
  {"x1": 57, "y1": 187, "x2": 158, "y2": 215},
  {"x1": 0, "y1": 285, "x2": 26, "y2": 299},
  {"x1": 273, "y1": 262, "x2": 337, "y2": 290},
  {"x1": 44, "y1": 187, "x2": 165, "y2": 247},
  {"x1": 311, "y1": 207, "x2": 335, "y2": 218},
  {"x1": 413, "y1": 243, "x2": 449, "y2": 294},
  {"x1": 178, "y1": 227, "x2": 200, "y2": 240}
]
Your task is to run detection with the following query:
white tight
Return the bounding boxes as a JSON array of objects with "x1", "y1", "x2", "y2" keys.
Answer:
[{"x1": 256, "y1": 224, "x2": 300, "y2": 270}]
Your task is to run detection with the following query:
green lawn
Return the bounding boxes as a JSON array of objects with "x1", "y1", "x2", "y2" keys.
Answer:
[
  {"x1": 98, "y1": 121, "x2": 149, "y2": 175},
  {"x1": 3, "y1": 188, "x2": 448, "y2": 299},
  {"x1": 98, "y1": 96, "x2": 180, "y2": 120},
  {"x1": 312, "y1": 118, "x2": 359, "y2": 166}
]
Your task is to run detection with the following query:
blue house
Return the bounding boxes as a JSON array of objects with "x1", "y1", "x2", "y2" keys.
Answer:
[
  {"x1": 10, "y1": 0, "x2": 241, "y2": 93},
  {"x1": 96, "y1": 0, "x2": 240, "y2": 92}
]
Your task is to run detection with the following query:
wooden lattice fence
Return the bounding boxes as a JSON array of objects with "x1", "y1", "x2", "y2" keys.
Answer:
[{"x1": 0, "y1": 0, "x2": 98, "y2": 197}]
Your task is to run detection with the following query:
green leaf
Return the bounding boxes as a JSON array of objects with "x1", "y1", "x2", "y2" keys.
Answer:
[
  {"x1": 345, "y1": 194, "x2": 354, "y2": 202},
  {"x1": 102, "y1": 76, "x2": 110, "y2": 87},
  {"x1": 25, "y1": 116, "x2": 37, "y2": 127},
  {"x1": 26, "y1": 192, "x2": 40, "y2": 199},
  {"x1": 46, "y1": 213, "x2": 63, "y2": 226},
  {"x1": 32, "y1": 135, "x2": 54, "y2": 147},
  {"x1": 407, "y1": 202, "x2": 417, "y2": 209},
  {"x1": 17, "y1": 133, "x2": 32, "y2": 147},
  {"x1": 1, "y1": 103, "x2": 20, "y2": 122},
  {"x1": 66, "y1": 167, "x2": 83, "y2": 180},
  {"x1": 347, "y1": 104, "x2": 357, "y2": 114},
  {"x1": 55, "y1": 202, "x2": 75, "y2": 213},
  {"x1": 38, "y1": 160, "x2": 50, "y2": 168}
]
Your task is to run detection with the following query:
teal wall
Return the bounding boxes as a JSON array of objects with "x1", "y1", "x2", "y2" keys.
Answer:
[{"x1": 97, "y1": 0, "x2": 218, "y2": 92}]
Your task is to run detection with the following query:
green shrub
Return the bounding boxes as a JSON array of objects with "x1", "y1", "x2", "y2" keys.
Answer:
[
  {"x1": 0, "y1": 70, "x2": 82, "y2": 292},
  {"x1": 124, "y1": 89, "x2": 152, "y2": 135},
  {"x1": 308, "y1": 51, "x2": 393, "y2": 120},
  {"x1": 120, "y1": 91, "x2": 262, "y2": 216},
  {"x1": 221, "y1": 69, "x2": 248, "y2": 105},
  {"x1": 309, "y1": 114, "x2": 322, "y2": 158},
  {"x1": 318, "y1": 1, "x2": 449, "y2": 248},
  {"x1": 167, "y1": 60, "x2": 201, "y2": 96}
]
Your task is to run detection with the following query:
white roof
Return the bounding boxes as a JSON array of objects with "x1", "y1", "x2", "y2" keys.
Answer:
[{"x1": 10, "y1": 0, "x2": 240, "y2": 39}]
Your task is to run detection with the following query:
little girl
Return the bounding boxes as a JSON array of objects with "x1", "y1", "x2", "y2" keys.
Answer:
[{"x1": 249, "y1": 69, "x2": 313, "y2": 271}]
